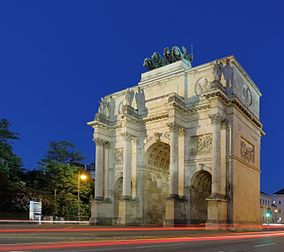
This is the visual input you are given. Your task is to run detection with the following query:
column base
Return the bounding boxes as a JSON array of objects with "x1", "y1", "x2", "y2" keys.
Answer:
[
  {"x1": 206, "y1": 196, "x2": 228, "y2": 229},
  {"x1": 89, "y1": 199, "x2": 113, "y2": 225},
  {"x1": 117, "y1": 199, "x2": 140, "y2": 225},
  {"x1": 164, "y1": 197, "x2": 186, "y2": 226}
]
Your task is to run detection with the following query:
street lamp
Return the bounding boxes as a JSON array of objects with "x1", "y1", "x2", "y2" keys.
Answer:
[
  {"x1": 78, "y1": 171, "x2": 87, "y2": 221},
  {"x1": 266, "y1": 210, "x2": 271, "y2": 231}
]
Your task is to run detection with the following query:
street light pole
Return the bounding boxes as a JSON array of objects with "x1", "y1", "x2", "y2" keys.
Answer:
[
  {"x1": 77, "y1": 171, "x2": 87, "y2": 221},
  {"x1": 77, "y1": 171, "x2": 81, "y2": 221}
]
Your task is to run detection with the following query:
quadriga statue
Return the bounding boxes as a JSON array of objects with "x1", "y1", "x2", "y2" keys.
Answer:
[
  {"x1": 151, "y1": 52, "x2": 165, "y2": 68},
  {"x1": 143, "y1": 45, "x2": 193, "y2": 71},
  {"x1": 163, "y1": 47, "x2": 173, "y2": 64},
  {"x1": 171, "y1": 46, "x2": 182, "y2": 62},
  {"x1": 143, "y1": 58, "x2": 155, "y2": 70}
]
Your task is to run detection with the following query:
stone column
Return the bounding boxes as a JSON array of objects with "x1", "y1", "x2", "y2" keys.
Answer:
[
  {"x1": 208, "y1": 113, "x2": 223, "y2": 197},
  {"x1": 168, "y1": 122, "x2": 179, "y2": 198},
  {"x1": 122, "y1": 133, "x2": 132, "y2": 199},
  {"x1": 178, "y1": 127, "x2": 185, "y2": 199},
  {"x1": 207, "y1": 112, "x2": 228, "y2": 227},
  {"x1": 220, "y1": 121, "x2": 228, "y2": 196},
  {"x1": 104, "y1": 142, "x2": 110, "y2": 199},
  {"x1": 94, "y1": 138, "x2": 104, "y2": 200},
  {"x1": 136, "y1": 135, "x2": 145, "y2": 221}
]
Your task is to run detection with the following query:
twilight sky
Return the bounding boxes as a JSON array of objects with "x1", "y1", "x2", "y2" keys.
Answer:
[{"x1": 0, "y1": 0, "x2": 283, "y2": 194}]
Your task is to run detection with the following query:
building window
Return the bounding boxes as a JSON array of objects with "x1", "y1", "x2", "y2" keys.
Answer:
[{"x1": 279, "y1": 201, "x2": 282, "y2": 205}]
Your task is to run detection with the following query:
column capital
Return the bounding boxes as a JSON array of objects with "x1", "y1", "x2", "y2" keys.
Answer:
[
  {"x1": 178, "y1": 126, "x2": 186, "y2": 136},
  {"x1": 94, "y1": 137, "x2": 111, "y2": 147},
  {"x1": 121, "y1": 132, "x2": 133, "y2": 141},
  {"x1": 208, "y1": 112, "x2": 226, "y2": 125},
  {"x1": 167, "y1": 122, "x2": 185, "y2": 135},
  {"x1": 104, "y1": 141, "x2": 111, "y2": 148},
  {"x1": 221, "y1": 119, "x2": 229, "y2": 129},
  {"x1": 94, "y1": 137, "x2": 105, "y2": 146}
]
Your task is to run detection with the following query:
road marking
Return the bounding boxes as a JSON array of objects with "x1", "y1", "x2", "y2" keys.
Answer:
[
  {"x1": 254, "y1": 242, "x2": 276, "y2": 248},
  {"x1": 134, "y1": 243, "x2": 185, "y2": 249}
]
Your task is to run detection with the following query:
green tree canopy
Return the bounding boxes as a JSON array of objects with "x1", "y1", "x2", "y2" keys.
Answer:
[
  {"x1": 42, "y1": 141, "x2": 84, "y2": 165},
  {"x1": 0, "y1": 119, "x2": 26, "y2": 216},
  {"x1": 0, "y1": 119, "x2": 22, "y2": 182},
  {"x1": 37, "y1": 141, "x2": 92, "y2": 219}
]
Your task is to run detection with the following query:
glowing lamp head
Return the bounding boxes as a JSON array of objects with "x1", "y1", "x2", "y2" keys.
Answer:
[{"x1": 80, "y1": 174, "x2": 87, "y2": 180}]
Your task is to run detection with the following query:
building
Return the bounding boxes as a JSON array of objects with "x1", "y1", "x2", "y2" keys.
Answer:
[
  {"x1": 88, "y1": 47, "x2": 264, "y2": 227},
  {"x1": 260, "y1": 191, "x2": 283, "y2": 224},
  {"x1": 272, "y1": 188, "x2": 284, "y2": 222}
]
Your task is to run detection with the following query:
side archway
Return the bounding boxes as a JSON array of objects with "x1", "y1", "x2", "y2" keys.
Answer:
[
  {"x1": 113, "y1": 177, "x2": 123, "y2": 222},
  {"x1": 143, "y1": 141, "x2": 170, "y2": 224},
  {"x1": 190, "y1": 170, "x2": 212, "y2": 223}
]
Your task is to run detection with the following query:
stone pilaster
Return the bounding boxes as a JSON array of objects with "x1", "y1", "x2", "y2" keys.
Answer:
[
  {"x1": 104, "y1": 142, "x2": 110, "y2": 199},
  {"x1": 136, "y1": 135, "x2": 145, "y2": 221},
  {"x1": 131, "y1": 137, "x2": 137, "y2": 199},
  {"x1": 178, "y1": 127, "x2": 185, "y2": 199},
  {"x1": 165, "y1": 122, "x2": 186, "y2": 226},
  {"x1": 94, "y1": 138, "x2": 104, "y2": 200},
  {"x1": 168, "y1": 122, "x2": 179, "y2": 198},
  {"x1": 122, "y1": 132, "x2": 132, "y2": 200},
  {"x1": 207, "y1": 112, "x2": 228, "y2": 227},
  {"x1": 208, "y1": 113, "x2": 223, "y2": 197}
]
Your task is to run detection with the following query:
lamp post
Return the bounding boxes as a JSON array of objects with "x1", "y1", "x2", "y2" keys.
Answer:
[{"x1": 77, "y1": 171, "x2": 87, "y2": 221}]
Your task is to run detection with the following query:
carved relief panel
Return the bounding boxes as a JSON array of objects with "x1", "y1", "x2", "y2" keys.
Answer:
[
  {"x1": 190, "y1": 134, "x2": 212, "y2": 155},
  {"x1": 240, "y1": 138, "x2": 254, "y2": 164},
  {"x1": 114, "y1": 148, "x2": 123, "y2": 165}
]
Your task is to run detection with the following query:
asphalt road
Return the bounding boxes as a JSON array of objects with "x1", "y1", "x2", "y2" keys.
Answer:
[{"x1": 1, "y1": 224, "x2": 284, "y2": 251}]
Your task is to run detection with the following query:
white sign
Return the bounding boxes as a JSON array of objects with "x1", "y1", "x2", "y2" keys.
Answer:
[{"x1": 29, "y1": 201, "x2": 42, "y2": 223}]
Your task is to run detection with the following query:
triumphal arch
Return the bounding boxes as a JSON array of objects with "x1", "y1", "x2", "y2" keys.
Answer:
[{"x1": 88, "y1": 46, "x2": 264, "y2": 227}]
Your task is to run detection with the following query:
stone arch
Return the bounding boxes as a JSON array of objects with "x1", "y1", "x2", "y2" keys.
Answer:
[
  {"x1": 144, "y1": 134, "x2": 170, "y2": 154},
  {"x1": 190, "y1": 170, "x2": 212, "y2": 223},
  {"x1": 143, "y1": 141, "x2": 170, "y2": 224},
  {"x1": 113, "y1": 177, "x2": 123, "y2": 222}
]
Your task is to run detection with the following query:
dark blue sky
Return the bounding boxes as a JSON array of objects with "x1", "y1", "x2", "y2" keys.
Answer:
[{"x1": 0, "y1": 1, "x2": 283, "y2": 194}]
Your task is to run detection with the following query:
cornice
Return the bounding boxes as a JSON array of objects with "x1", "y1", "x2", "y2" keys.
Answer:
[
  {"x1": 202, "y1": 85, "x2": 264, "y2": 135},
  {"x1": 143, "y1": 113, "x2": 168, "y2": 123},
  {"x1": 87, "y1": 120, "x2": 113, "y2": 130}
]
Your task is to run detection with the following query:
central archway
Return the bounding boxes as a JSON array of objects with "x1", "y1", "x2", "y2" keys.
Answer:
[
  {"x1": 143, "y1": 142, "x2": 170, "y2": 224},
  {"x1": 190, "y1": 170, "x2": 212, "y2": 223}
]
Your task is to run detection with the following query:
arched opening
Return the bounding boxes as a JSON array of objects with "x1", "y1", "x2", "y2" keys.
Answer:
[
  {"x1": 143, "y1": 142, "x2": 170, "y2": 224},
  {"x1": 190, "y1": 170, "x2": 212, "y2": 223},
  {"x1": 113, "y1": 177, "x2": 123, "y2": 223}
]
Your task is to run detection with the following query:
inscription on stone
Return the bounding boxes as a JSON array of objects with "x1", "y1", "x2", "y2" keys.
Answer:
[
  {"x1": 190, "y1": 134, "x2": 212, "y2": 155},
  {"x1": 115, "y1": 148, "x2": 123, "y2": 165},
  {"x1": 240, "y1": 138, "x2": 254, "y2": 163}
]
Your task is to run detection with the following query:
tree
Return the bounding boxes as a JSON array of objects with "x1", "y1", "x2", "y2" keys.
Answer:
[
  {"x1": 42, "y1": 141, "x2": 84, "y2": 165},
  {"x1": 0, "y1": 119, "x2": 26, "y2": 216},
  {"x1": 37, "y1": 141, "x2": 92, "y2": 219},
  {"x1": 0, "y1": 119, "x2": 23, "y2": 182}
]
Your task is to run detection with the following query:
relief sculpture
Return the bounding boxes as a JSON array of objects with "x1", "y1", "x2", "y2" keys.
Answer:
[
  {"x1": 190, "y1": 134, "x2": 212, "y2": 155},
  {"x1": 240, "y1": 139, "x2": 254, "y2": 163},
  {"x1": 114, "y1": 148, "x2": 123, "y2": 165}
]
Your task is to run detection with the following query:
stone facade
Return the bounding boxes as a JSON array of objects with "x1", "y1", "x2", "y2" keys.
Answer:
[
  {"x1": 260, "y1": 190, "x2": 284, "y2": 224},
  {"x1": 88, "y1": 55, "x2": 264, "y2": 227}
]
